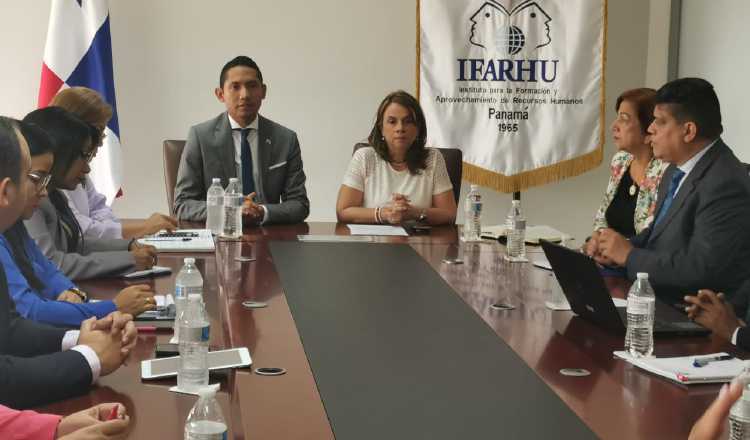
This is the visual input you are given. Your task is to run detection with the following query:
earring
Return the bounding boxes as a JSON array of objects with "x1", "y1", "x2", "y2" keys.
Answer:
[{"x1": 381, "y1": 136, "x2": 385, "y2": 141}]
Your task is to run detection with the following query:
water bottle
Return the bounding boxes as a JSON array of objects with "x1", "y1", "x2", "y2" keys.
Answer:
[
  {"x1": 222, "y1": 178, "x2": 242, "y2": 239},
  {"x1": 206, "y1": 178, "x2": 224, "y2": 235},
  {"x1": 462, "y1": 184, "x2": 482, "y2": 242},
  {"x1": 505, "y1": 199, "x2": 526, "y2": 261},
  {"x1": 178, "y1": 294, "x2": 210, "y2": 392},
  {"x1": 625, "y1": 272, "x2": 655, "y2": 357},
  {"x1": 184, "y1": 384, "x2": 228, "y2": 440},
  {"x1": 729, "y1": 364, "x2": 750, "y2": 439},
  {"x1": 174, "y1": 258, "x2": 203, "y2": 342}
]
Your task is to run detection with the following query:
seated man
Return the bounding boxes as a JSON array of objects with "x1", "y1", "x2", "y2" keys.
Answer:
[
  {"x1": 174, "y1": 56, "x2": 309, "y2": 225},
  {"x1": 685, "y1": 285, "x2": 750, "y2": 350},
  {"x1": 589, "y1": 78, "x2": 750, "y2": 303},
  {"x1": 0, "y1": 116, "x2": 136, "y2": 409}
]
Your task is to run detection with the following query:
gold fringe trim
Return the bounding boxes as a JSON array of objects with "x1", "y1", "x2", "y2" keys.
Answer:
[
  {"x1": 463, "y1": 147, "x2": 604, "y2": 193},
  {"x1": 417, "y1": 0, "x2": 608, "y2": 193}
]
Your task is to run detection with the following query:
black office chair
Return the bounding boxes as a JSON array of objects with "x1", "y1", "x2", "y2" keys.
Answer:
[
  {"x1": 744, "y1": 162, "x2": 750, "y2": 176},
  {"x1": 352, "y1": 142, "x2": 463, "y2": 203}
]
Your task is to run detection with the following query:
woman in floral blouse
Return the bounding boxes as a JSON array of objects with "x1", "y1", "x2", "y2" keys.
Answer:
[{"x1": 586, "y1": 88, "x2": 668, "y2": 254}]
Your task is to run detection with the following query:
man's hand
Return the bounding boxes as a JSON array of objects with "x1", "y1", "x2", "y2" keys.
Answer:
[
  {"x1": 684, "y1": 290, "x2": 743, "y2": 340},
  {"x1": 92, "y1": 312, "x2": 138, "y2": 360},
  {"x1": 58, "y1": 290, "x2": 83, "y2": 303},
  {"x1": 139, "y1": 213, "x2": 178, "y2": 237},
  {"x1": 113, "y1": 284, "x2": 156, "y2": 316},
  {"x1": 57, "y1": 403, "x2": 127, "y2": 437},
  {"x1": 597, "y1": 228, "x2": 633, "y2": 266},
  {"x1": 583, "y1": 230, "x2": 601, "y2": 257},
  {"x1": 689, "y1": 380, "x2": 743, "y2": 440},
  {"x1": 130, "y1": 244, "x2": 157, "y2": 270},
  {"x1": 77, "y1": 317, "x2": 125, "y2": 376},
  {"x1": 242, "y1": 192, "x2": 265, "y2": 224}
]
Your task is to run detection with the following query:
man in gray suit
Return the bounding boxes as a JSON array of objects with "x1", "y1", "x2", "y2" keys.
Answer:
[
  {"x1": 591, "y1": 78, "x2": 750, "y2": 303},
  {"x1": 174, "y1": 56, "x2": 309, "y2": 224}
]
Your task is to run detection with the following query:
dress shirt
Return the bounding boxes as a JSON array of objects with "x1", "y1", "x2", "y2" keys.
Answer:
[
  {"x1": 673, "y1": 139, "x2": 717, "y2": 196},
  {"x1": 63, "y1": 176, "x2": 123, "y2": 239},
  {"x1": 62, "y1": 329, "x2": 101, "y2": 383},
  {"x1": 732, "y1": 327, "x2": 740, "y2": 345},
  {"x1": 228, "y1": 114, "x2": 268, "y2": 224}
]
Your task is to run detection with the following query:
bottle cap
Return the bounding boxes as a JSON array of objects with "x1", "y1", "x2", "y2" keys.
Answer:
[
  {"x1": 184, "y1": 257, "x2": 196, "y2": 265},
  {"x1": 636, "y1": 272, "x2": 649, "y2": 280},
  {"x1": 212, "y1": 177, "x2": 221, "y2": 183},
  {"x1": 229, "y1": 177, "x2": 239, "y2": 182},
  {"x1": 470, "y1": 184, "x2": 479, "y2": 191}
]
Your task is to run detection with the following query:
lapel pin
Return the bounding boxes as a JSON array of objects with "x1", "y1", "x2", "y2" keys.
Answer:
[{"x1": 265, "y1": 138, "x2": 271, "y2": 144}]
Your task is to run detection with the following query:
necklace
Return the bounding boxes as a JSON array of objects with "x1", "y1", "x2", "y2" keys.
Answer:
[{"x1": 629, "y1": 184, "x2": 637, "y2": 196}]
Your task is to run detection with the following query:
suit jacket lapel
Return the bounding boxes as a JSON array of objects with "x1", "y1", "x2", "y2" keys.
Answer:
[
  {"x1": 214, "y1": 113, "x2": 236, "y2": 180},
  {"x1": 257, "y1": 116, "x2": 272, "y2": 201},
  {"x1": 648, "y1": 141, "x2": 723, "y2": 243}
]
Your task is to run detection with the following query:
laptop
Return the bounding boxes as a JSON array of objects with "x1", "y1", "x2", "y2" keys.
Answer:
[{"x1": 540, "y1": 240, "x2": 709, "y2": 337}]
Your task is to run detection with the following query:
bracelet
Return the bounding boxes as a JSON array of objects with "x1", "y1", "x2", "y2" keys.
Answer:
[{"x1": 375, "y1": 206, "x2": 382, "y2": 224}]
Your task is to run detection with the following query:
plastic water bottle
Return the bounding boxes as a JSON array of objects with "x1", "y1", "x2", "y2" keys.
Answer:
[
  {"x1": 505, "y1": 199, "x2": 526, "y2": 261},
  {"x1": 625, "y1": 272, "x2": 655, "y2": 357},
  {"x1": 206, "y1": 178, "x2": 224, "y2": 236},
  {"x1": 221, "y1": 178, "x2": 242, "y2": 239},
  {"x1": 729, "y1": 364, "x2": 750, "y2": 439},
  {"x1": 178, "y1": 294, "x2": 210, "y2": 392},
  {"x1": 174, "y1": 258, "x2": 203, "y2": 342},
  {"x1": 184, "y1": 384, "x2": 228, "y2": 440},
  {"x1": 462, "y1": 184, "x2": 482, "y2": 242}
]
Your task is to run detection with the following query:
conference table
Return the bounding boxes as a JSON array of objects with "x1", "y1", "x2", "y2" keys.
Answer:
[{"x1": 36, "y1": 222, "x2": 743, "y2": 439}]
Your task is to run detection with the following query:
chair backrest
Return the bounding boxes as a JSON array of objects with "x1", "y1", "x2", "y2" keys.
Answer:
[
  {"x1": 353, "y1": 143, "x2": 463, "y2": 203},
  {"x1": 162, "y1": 140, "x2": 186, "y2": 215},
  {"x1": 745, "y1": 163, "x2": 750, "y2": 176}
]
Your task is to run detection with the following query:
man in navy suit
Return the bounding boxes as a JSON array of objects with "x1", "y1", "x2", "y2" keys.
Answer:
[
  {"x1": 590, "y1": 78, "x2": 750, "y2": 304},
  {"x1": 174, "y1": 56, "x2": 309, "y2": 225},
  {"x1": 0, "y1": 117, "x2": 137, "y2": 408}
]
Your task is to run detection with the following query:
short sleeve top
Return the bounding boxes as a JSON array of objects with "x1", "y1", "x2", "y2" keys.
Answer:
[{"x1": 342, "y1": 147, "x2": 453, "y2": 209}]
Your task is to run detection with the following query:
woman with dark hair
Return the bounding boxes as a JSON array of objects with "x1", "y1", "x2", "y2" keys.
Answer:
[
  {"x1": 52, "y1": 86, "x2": 177, "y2": 239},
  {"x1": 0, "y1": 121, "x2": 155, "y2": 327},
  {"x1": 585, "y1": 88, "x2": 668, "y2": 254},
  {"x1": 22, "y1": 107, "x2": 157, "y2": 281},
  {"x1": 336, "y1": 90, "x2": 457, "y2": 225}
]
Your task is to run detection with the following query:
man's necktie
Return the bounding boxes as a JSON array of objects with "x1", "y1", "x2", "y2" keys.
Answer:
[
  {"x1": 653, "y1": 168, "x2": 686, "y2": 226},
  {"x1": 238, "y1": 128, "x2": 255, "y2": 196}
]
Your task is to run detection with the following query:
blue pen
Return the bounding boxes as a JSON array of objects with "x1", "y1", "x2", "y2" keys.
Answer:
[{"x1": 693, "y1": 354, "x2": 734, "y2": 368}]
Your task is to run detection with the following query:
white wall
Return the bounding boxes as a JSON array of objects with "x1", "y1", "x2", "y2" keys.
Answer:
[
  {"x1": 679, "y1": 0, "x2": 750, "y2": 162},
  {"x1": 0, "y1": 0, "x2": 666, "y2": 242}
]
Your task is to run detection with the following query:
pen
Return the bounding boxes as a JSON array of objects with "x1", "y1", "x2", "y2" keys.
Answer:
[
  {"x1": 693, "y1": 354, "x2": 734, "y2": 367},
  {"x1": 107, "y1": 404, "x2": 119, "y2": 421}
]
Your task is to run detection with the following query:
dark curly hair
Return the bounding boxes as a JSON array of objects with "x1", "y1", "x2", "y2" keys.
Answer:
[{"x1": 368, "y1": 90, "x2": 429, "y2": 175}]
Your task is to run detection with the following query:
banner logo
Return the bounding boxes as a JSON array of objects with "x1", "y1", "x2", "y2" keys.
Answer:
[{"x1": 469, "y1": 1, "x2": 552, "y2": 56}]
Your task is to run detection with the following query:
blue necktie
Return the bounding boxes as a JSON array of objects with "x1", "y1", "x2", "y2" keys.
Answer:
[
  {"x1": 653, "y1": 169, "x2": 686, "y2": 226},
  {"x1": 237, "y1": 128, "x2": 255, "y2": 196}
]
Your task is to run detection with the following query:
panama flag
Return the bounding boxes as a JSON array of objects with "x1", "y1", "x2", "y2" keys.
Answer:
[{"x1": 38, "y1": 0, "x2": 122, "y2": 203}]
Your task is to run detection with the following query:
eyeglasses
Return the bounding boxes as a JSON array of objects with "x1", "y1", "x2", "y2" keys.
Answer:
[
  {"x1": 27, "y1": 171, "x2": 52, "y2": 192},
  {"x1": 80, "y1": 148, "x2": 97, "y2": 163}
]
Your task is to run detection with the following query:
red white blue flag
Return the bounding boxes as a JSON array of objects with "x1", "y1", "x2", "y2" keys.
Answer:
[{"x1": 38, "y1": 0, "x2": 122, "y2": 203}]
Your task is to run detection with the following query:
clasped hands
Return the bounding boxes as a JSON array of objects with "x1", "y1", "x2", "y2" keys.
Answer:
[
  {"x1": 684, "y1": 289, "x2": 744, "y2": 340},
  {"x1": 242, "y1": 192, "x2": 265, "y2": 224},
  {"x1": 583, "y1": 228, "x2": 633, "y2": 267},
  {"x1": 379, "y1": 193, "x2": 419, "y2": 225},
  {"x1": 78, "y1": 311, "x2": 138, "y2": 376}
]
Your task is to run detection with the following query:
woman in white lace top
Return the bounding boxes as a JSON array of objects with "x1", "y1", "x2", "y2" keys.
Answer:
[{"x1": 336, "y1": 91, "x2": 457, "y2": 225}]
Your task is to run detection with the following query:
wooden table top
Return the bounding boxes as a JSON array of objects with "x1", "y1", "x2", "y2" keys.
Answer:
[{"x1": 35, "y1": 222, "x2": 742, "y2": 439}]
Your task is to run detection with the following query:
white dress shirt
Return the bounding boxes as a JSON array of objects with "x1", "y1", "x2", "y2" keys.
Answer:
[
  {"x1": 62, "y1": 330, "x2": 102, "y2": 383},
  {"x1": 673, "y1": 139, "x2": 717, "y2": 196},
  {"x1": 227, "y1": 114, "x2": 268, "y2": 223}
]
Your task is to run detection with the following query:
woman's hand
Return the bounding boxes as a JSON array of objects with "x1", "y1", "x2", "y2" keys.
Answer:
[
  {"x1": 113, "y1": 284, "x2": 156, "y2": 316},
  {"x1": 57, "y1": 403, "x2": 128, "y2": 438},
  {"x1": 58, "y1": 290, "x2": 83, "y2": 303},
  {"x1": 139, "y1": 213, "x2": 178, "y2": 237},
  {"x1": 583, "y1": 230, "x2": 601, "y2": 256}
]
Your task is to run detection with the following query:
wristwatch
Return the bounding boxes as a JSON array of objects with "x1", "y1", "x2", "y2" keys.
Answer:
[
  {"x1": 69, "y1": 287, "x2": 88, "y2": 302},
  {"x1": 418, "y1": 210, "x2": 428, "y2": 223}
]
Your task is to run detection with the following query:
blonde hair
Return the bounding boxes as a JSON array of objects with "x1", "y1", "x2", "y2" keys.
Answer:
[{"x1": 50, "y1": 87, "x2": 113, "y2": 127}]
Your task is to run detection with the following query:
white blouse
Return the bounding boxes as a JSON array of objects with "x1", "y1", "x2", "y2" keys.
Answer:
[{"x1": 342, "y1": 147, "x2": 453, "y2": 209}]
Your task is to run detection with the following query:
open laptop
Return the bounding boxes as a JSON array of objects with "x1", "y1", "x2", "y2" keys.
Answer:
[{"x1": 540, "y1": 240, "x2": 709, "y2": 337}]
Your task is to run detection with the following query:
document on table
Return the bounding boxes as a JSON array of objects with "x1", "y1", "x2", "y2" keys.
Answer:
[
  {"x1": 137, "y1": 229, "x2": 215, "y2": 252},
  {"x1": 347, "y1": 225, "x2": 409, "y2": 236},
  {"x1": 614, "y1": 351, "x2": 747, "y2": 384}
]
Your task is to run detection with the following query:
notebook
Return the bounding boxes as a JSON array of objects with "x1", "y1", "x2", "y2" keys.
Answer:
[
  {"x1": 614, "y1": 351, "x2": 746, "y2": 384},
  {"x1": 137, "y1": 229, "x2": 215, "y2": 252}
]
